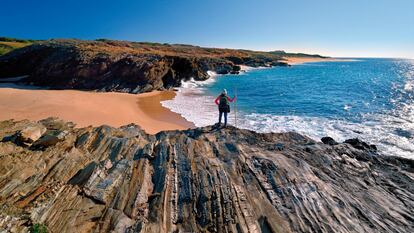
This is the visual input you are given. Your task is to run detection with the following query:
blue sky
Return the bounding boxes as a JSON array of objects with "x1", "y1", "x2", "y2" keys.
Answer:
[{"x1": 1, "y1": 0, "x2": 413, "y2": 58}]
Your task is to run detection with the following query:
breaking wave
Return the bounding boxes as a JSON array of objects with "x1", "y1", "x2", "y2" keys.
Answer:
[{"x1": 162, "y1": 59, "x2": 414, "y2": 159}]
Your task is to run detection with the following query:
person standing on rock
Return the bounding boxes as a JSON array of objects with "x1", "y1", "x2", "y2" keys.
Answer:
[{"x1": 215, "y1": 89, "x2": 236, "y2": 127}]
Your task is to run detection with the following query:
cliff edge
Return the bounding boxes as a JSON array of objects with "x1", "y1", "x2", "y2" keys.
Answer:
[{"x1": 0, "y1": 39, "x2": 298, "y2": 93}]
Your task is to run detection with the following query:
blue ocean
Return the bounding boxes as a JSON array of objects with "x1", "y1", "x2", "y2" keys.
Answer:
[{"x1": 162, "y1": 59, "x2": 414, "y2": 158}]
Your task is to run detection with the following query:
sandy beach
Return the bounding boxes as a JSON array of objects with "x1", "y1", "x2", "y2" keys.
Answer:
[
  {"x1": 282, "y1": 57, "x2": 339, "y2": 65},
  {"x1": 0, "y1": 57, "x2": 340, "y2": 135},
  {"x1": 0, "y1": 86, "x2": 194, "y2": 134}
]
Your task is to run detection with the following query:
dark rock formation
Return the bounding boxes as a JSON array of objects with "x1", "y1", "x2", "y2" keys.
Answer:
[
  {"x1": 344, "y1": 138, "x2": 378, "y2": 152},
  {"x1": 321, "y1": 136, "x2": 338, "y2": 145},
  {"x1": 271, "y1": 61, "x2": 290, "y2": 67},
  {"x1": 0, "y1": 118, "x2": 413, "y2": 232},
  {"x1": 0, "y1": 40, "x2": 293, "y2": 93}
]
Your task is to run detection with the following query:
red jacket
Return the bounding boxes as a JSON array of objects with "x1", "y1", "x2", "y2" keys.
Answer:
[{"x1": 215, "y1": 95, "x2": 236, "y2": 105}]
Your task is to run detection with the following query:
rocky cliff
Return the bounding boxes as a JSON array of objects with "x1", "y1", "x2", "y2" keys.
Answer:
[
  {"x1": 0, "y1": 118, "x2": 413, "y2": 232},
  {"x1": 0, "y1": 39, "x2": 294, "y2": 93}
]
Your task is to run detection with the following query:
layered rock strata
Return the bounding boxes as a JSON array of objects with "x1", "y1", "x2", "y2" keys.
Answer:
[{"x1": 0, "y1": 118, "x2": 413, "y2": 232}]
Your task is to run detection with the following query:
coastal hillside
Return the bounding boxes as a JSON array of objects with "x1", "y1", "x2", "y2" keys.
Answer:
[
  {"x1": 0, "y1": 37, "x2": 33, "y2": 56},
  {"x1": 0, "y1": 118, "x2": 412, "y2": 232},
  {"x1": 0, "y1": 38, "x2": 327, "y2": 93}
]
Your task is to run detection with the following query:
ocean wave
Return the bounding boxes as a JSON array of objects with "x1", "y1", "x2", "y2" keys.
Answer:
[
  {"x1": 237, "y1": 113, "x2": 414, "y2": 158},
  {"x1": 163, "y1": 88, "x2": 414, "y2": 158},
  {"x1": 180, "y1": 72, "x2": 218, "y2": 90},
  {"x1": 162, "y1": 71, "x2": 241, "y2": 127},
  {"x1": 162, "y1": 62, "x2": 414, "y2": 159}
]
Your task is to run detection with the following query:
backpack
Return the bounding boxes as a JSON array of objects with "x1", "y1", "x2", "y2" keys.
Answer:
[{"x1": 219, "y1": 94, "x2": 230, "y2": 112}]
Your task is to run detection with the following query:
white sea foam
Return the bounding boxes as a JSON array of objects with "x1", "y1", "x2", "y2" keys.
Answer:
[
  {"x1": 238, "y1": 65, "x2": 267, "y2": 72},
  {"x1": 236, "y1": 113, "x2": 414, "y2": 158},
  {"x1": 162, "y1": 73, "x2": 219, "y2": 126},
  {"x1": 162, "y1": 67, "x2": 414, "y2": 159},
  {"x1": 343, "y1": 104, "x2": 352, "y2": 111},
  {"x1": 162, "y1": 71, "x2": 240, "y2": 127}
]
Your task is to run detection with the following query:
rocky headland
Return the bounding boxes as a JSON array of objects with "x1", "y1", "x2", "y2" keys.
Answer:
[
  {"x1": 0, "y1": 38, "x2": 411, "y2": 233},
  {"x1": 0, "y1": 39, "x2": 325, "y2": 93},
  {"x1": 0, "y1": 118, "x2": 413, "y2": 232}
]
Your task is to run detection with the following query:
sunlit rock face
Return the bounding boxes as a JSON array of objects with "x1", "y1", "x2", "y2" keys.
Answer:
[
  {"x1": 0, "y1": 118, "x2": 413, "y2": 232},
  {"x1": 0, "y1": 40, "x2": 291, "y2": 94}
]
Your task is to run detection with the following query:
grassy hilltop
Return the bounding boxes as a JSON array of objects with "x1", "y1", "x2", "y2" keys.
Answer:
[{"x1": 0, "y1": 37, "x2": 35, "y2": 55}]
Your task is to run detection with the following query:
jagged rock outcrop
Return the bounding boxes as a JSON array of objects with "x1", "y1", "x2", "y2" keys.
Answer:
[
  {"x1": 321, "y1": 136, "x2": 338, "y2": 145},
  {"x1": 0, "y1": 40, "x2": 291, "y2": 93},
  {"x1": 0, "y1": 118, "x2": 413, "y2": 232}
]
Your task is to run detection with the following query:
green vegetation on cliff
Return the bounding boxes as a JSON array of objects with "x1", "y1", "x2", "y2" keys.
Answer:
[
  {"x1": 30, "y1": 223, "x2": 48, "y2": 233},
  {"x1": 269, "y1": 50, "x2": 327, "y2": 58},
  {"x1": 0, "y1": 37, "x2": 35, "y2": 55}
]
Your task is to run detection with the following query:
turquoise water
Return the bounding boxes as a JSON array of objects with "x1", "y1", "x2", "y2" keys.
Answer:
[{"x1": 163, "y1": 59, "x2": 414, "y2": 158}]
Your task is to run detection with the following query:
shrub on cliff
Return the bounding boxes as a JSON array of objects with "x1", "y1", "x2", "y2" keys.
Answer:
[{"x1": 30, "y1": 223, "x2": 48, "y2": 233}]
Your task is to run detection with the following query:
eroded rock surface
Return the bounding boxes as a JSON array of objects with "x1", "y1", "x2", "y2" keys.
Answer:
[
  {"x1": 0, "y1": 118, "x2": 413, "y2": 232},
  {"x1": 0, "y1": 40, "x2": 292, "y2": 93}
]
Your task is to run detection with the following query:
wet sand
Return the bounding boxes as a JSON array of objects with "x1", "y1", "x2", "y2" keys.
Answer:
[{"x1": 0, "y1": 86, "x2": 194, "y2": 134}]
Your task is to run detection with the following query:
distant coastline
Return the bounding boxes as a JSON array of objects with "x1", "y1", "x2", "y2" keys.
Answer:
[{"x1": 283, "y1": 56, "x2": 338, "y2": 64}]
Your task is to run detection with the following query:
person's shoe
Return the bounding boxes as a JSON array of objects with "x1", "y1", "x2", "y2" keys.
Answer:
[{"x1": 223, "y1": 124, "x2": 227, "y2": 128}]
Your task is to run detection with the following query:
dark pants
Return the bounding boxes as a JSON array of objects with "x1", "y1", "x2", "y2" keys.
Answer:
[{"x1": 219, "y1": 110, "x2": 228, "y2": 126}]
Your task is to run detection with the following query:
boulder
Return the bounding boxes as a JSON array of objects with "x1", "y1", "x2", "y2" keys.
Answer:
[
  {"x1": 321, "y1": 136, "x2": 338, "y2": 145},
  {"x1": 31, "y1": 130, "x2": 68, "y2": 149},
  {"x1": 344, "y1": 138, "x2": 377, "y2": 151},
  {"x1": 232, "y1": 65, "x2": 241, "y2": 72},
  {"x1": 16, "y1": 123, "x2": 46, "y2": 146}
]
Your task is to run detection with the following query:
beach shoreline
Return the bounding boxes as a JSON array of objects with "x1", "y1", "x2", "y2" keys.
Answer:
[
  {"x1": 161, "y1": 57, "x2": 347, "y2": 127},
  {"x1": 282, "y1": 57, "x2": 339, "y2": 65},
  {"x1": 0, "y1": 57, "x2": 345, "y2": 135},
  {"x1": 0, "y1": 87, "x2": 194, "y2": 134}
]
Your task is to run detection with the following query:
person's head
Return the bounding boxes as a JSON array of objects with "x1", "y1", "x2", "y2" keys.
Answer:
[{"x1": 221, "y1": 89, "x2": 227, "y2": 95}]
